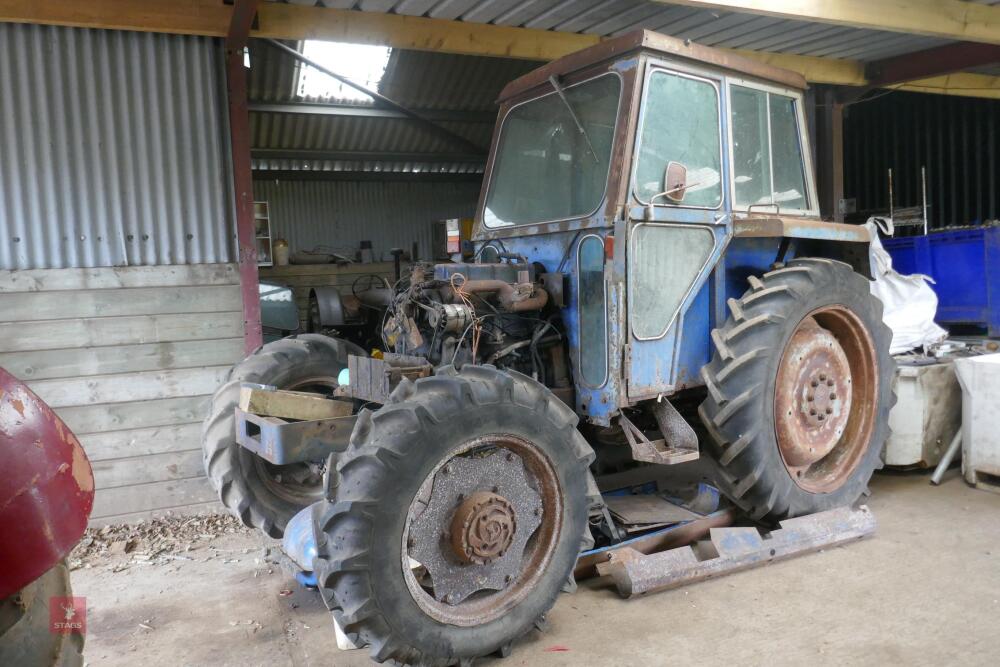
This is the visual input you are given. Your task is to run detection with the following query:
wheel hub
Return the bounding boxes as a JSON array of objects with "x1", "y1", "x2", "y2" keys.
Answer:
[
  {"x1": 407, "y1": 447, "x2": 544, "y2": 607},
  {"x1": 450, "y1": 491, "x2": 517, "y2": 565},
  {"x1": 776, "y1": 318, "x2": 854, "y2": 468},
  {"x1": 772, "y1": 306, "x2": 879, "y2": 493}
]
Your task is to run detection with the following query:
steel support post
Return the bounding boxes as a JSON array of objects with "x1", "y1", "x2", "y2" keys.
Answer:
[{"x1": 226, "y1": 0, "x2": 263, "y2": 354}]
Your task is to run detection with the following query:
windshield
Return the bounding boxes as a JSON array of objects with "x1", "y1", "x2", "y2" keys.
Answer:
[{"x1": 484, "y1": 74, "x2": 621, "y2": 228}]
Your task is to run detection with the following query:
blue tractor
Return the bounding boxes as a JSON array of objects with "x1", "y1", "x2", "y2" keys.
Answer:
[{"x1": 203, "y1": 30, "x2": 893, "y2": 665}]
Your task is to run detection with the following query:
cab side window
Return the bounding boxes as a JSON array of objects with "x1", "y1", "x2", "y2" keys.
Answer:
[{"x1": 730, "y1": 85, "x2": 809, "y2": 211}]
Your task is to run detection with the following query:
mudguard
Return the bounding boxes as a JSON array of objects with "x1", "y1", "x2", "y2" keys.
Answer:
[
  {"x1": 0, "y1": 369, "x2": 94, "y2": 599},
  {"x1": 309, "y1": 286, "x2": 349, "y2": 330}
]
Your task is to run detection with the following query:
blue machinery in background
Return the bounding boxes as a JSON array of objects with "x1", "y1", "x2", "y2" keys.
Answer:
[{"x1": 882, "y1": 225, "x2": 1000, "y2": 337}]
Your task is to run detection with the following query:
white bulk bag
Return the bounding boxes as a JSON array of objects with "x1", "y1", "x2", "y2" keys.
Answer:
[{"x1": 866, "y1": 217, "x2": 948, "y2": 354}]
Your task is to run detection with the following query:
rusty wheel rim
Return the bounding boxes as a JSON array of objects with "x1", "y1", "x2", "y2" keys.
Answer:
[
  {"x1": 251, "y1": 375, "x2": 347, "y2": 505},
  {"x1": 402, "y1": 434, "x2": 561, "y2": 627},
  {"x1": 774, "y1": 306, "x2": 878, "y2": 493}
]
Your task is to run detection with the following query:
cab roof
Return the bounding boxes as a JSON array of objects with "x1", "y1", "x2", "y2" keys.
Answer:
[{"x1": 498, "y1": 29, "x2": 808, "y2": 103}]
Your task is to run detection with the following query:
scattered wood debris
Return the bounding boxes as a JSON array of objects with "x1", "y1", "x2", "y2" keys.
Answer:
[{"x1": 70, "y1": 512, "x2": 255, "y2": 571}]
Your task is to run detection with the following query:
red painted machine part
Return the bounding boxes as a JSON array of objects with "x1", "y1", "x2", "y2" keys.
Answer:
[{"x1": 0, "y1": 368, "x2": 94, "y2": 599}]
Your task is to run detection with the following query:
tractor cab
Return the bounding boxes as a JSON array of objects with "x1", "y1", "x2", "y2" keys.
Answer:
[{"x1": 473, "y1": 30, "x2": 868, "y2": 424}]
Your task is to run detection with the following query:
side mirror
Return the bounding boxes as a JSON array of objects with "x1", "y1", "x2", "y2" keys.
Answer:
[{"x1": 664, "y1": 161, "x2": 688, "y2": 203}]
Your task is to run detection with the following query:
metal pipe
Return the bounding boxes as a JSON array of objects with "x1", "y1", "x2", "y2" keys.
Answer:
[
  {"x1": 888, "y1": 167, "x2": 894, "y2": 222},
  {"x1": 930, "y1": 429, "x2": 962, "y2": 485},
  {"x1": 263, "y1": 39, "x2": 487, "y2": 156},
  {"x1": 457, "y1": 279, "x2": 549, "y2": 312},
  {"x1": 921, "y1": 166, "x2": 929, "y2": 235}
]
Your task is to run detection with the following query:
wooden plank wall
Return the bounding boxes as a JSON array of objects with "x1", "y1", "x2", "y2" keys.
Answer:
[
  {"x1": 0, "y1": 263, "x2": 244, "y2": 525},
  {"x1": 260, "y1": 262, "x2": 395, "y2": 328}
]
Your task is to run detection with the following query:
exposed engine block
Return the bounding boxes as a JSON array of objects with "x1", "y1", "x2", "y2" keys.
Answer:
[{"x1": 355, "y1": 259, "x2": 568, "y2": 387}]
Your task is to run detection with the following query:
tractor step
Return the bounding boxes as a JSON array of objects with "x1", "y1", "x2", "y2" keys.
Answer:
[
  {"x1": 593, "y1": 505, "x2": 875, "y2": 598},
  {"x1": 619, "y1": 405, "x2": 699, "y2": 465}
]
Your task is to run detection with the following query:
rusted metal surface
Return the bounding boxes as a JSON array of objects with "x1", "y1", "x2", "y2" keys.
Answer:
[
  {"x1": 866, "y1": 42, "x2": 1000, "y2": 88},
  {"x1": 235, "y1": 409, "x2": 356, "y2": 465},
  {"x1": 403, "y1": 435, "x2": 559, "y2": 627},
  {"x1": 776, "y1": 307, "x2": 878, "y2": 493},
  {"x1": 732, "y1": 216, "x2": 871, "y2": 242},
  {"x1": 0, "y1": 368, "x2": 94, "y2": 599},
  {"x1": 498, "y1": 30, "x2": 805, "y2": 105},
  {"x1": 346, "y1": 353, "x2": 432, "y2": 404},
  {"x1": 575, "y1": 508, "x2": 736, "y2": 581},
  {"x1": 619, "y1": 412, "x2": 699, "y2": 465},
  {"x1": 407, "y1": 448, "x2": 542, "y2": 607},
  {"x1": 449, "y1": 491, "x2": 518, "y2": 565},
  {"x1": 598, "y1": 506, "x2": 876, "y2": 599},
  {"x1": 775, "y1": 318, "x2": 853, "y2": 469},
  {"x1": 226, "y1": 0, "x2": 263, "y2": 354},
  {"x1": 457, "y1": 279, "x2": 549, "y2": 312}
]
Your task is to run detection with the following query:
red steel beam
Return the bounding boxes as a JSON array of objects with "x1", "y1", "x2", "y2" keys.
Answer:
[
  {"x1": 226, "y1": 0, "x2": 263, "y2": 354},
  {"x1": 866, "y1": 41, "x2": 1000, "y2": 87}
]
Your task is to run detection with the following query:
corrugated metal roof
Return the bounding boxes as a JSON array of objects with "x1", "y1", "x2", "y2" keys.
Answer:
[
  {"x1": 378, "y1": 49, "x2": 539, "y2": 109},
  {"x1": 264, "y1": 0, "x2": 994, "y2": 64},
  {"x1": 250, "y1": 112, "x2": 490, "y2": 153},
  {"x1": 0, "y1": 24, "x2": 233, "y2": 270},
  {"x1": 248, "y1": 39, "x2": 301, "y2": 102},
  {"x1": 251, "y1": 1, "x2": 1000, "y2": 177},
  {"x1": 248, "y1": 42, "x2": 524, "y2": 174},
  {"x1": 248, "y1": 38, "x2": 537, "y2": 108}
]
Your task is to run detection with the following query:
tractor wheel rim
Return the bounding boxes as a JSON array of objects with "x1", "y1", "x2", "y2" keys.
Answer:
[
  {"x1": 774, "y1": 306, "x2": 878, "y2": 493},
  {"x1": 402, "y1": 434, "x2": 562, "y2": 627},
  {"x1": 251, "y1": 375, "x2": 346, "y2": 505}
]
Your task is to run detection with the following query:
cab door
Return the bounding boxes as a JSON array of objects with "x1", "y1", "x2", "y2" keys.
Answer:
[{"x1": 625, "y1": 65, "x2": 731, "y2": 400}]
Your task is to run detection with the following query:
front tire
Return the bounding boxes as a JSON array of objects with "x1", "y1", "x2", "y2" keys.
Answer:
[
  {"x1": 202, "y1": 334, "x2": 363, "y2": 538},
  {"x1": 699, "y1": 258, "x2": 894, "y2": 522},
  {"x1": 313, "y1": 365, "x2": 595, "y2": 665}
]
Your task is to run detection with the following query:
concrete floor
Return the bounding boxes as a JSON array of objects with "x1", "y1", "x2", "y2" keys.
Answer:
[{"x1": 75, "y1": 471, "x2": 1000, "y2": 666}]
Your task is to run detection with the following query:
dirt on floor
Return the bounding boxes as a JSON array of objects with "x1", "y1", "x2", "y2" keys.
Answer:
[{"x1": 72, "y1": 470, "x2": 1000, "y2": 666}]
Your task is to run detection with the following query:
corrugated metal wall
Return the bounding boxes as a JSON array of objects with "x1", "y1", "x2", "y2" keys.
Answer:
[
  {"x1": 844, "y1": 90, "x2": 999, "y2": 230},
  {"x1": 253, "y1": 180, "x2": 482, "y2": 260},
  {"x1": 0, "y1": 24, "x2": 233, "y2": 270}
]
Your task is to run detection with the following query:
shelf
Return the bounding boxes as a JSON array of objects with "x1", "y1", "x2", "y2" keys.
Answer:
[{"x1": 254, "y1": 200, "x2": 272, "y2": 268}]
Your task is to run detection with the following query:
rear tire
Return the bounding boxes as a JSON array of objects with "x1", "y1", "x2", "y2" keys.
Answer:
[
  {"x1": 202, "y1": 334, "x2": 364, "y2": 538},
  {"x1": 313, "y1": 365, "x2": 595, "y2": 665},
  {"x1": 0, "y1": 560, "x2": 83, "y2": 667},
  {"x1": 699, "y1": 258, "x2": 894, "y2": 523}
]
